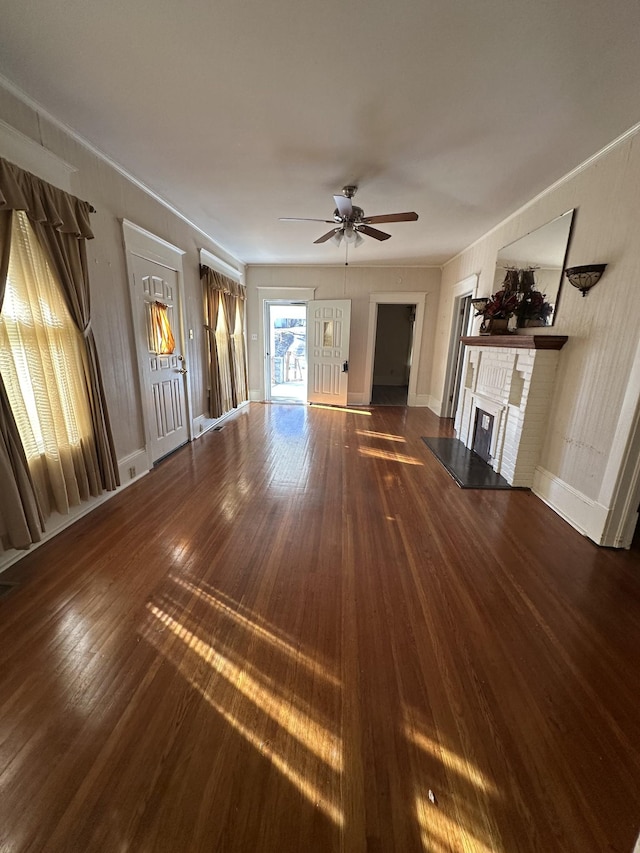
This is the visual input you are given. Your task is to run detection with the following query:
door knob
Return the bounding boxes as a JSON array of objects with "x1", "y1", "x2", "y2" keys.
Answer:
[{"x1": 177, "y1": 367, "x2": 188, "y2": 375}]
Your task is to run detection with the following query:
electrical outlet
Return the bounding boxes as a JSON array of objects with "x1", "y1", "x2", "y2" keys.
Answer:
[{"x1": 128, "y1": 466, "x2": 136, "y2": 478}]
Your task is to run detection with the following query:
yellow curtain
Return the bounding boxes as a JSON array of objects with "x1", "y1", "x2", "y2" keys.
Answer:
[
  {"x1": 215, "y1": 298, "x2": 235, "y2": 415},
  {"x1": 235, "y1": 297, "x2": 248, "y2": 403},
  {"x1": 148, "y1": 301, "x2": 175, "y2": 354},
  {"x1": 0, "y1": 211, "x2": 101, "y2": 517}
]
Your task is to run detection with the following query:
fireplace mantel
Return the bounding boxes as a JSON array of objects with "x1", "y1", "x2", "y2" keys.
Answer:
[
  {"x1": 454, "y1": 339, "x2": 566, "y2": 487},
  {"x1": 461, "y1": 334, "x2": 568, "y2": 350}
]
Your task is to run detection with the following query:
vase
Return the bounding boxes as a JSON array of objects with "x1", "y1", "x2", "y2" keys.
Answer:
[{"x1": 487, "y1": 317, "x2": 510, "y2": 335}]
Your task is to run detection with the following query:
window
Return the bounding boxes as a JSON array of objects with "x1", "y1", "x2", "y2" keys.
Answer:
[{"x1": 0, "y1": 211, "x2": 100, "y2": 516}]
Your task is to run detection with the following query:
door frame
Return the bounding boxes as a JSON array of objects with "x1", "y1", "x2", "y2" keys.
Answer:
[
  {"x1": 122, "y1": 219, "x2": 192, "y2": 470},
  {"x1": 364, "y1": 292, "x2": 426, "y2": 406},
  {"x1": 257, "y1": 287, "x2": 315, "y2": 401},
  {"x1": 441, "y1": 274, "x2": 478, "y2": 418}
]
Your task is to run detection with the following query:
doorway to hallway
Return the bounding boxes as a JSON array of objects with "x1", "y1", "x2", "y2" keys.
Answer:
[{"x1": 371, "y1": 303, "x2": 414, "y2": 406}]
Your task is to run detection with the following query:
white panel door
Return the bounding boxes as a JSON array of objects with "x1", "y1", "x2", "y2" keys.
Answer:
[
  {"x1": 307, "y1": 299, "x2": 351, "y2": 406},
  {"x1": 132, "y1": 255, "x2": 188, "y2": 462}
]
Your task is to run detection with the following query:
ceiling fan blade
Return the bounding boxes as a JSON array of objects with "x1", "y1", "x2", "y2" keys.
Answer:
[
  {"x1": 314, "y1": 228, "x2": 340, "y2": 244},
  {"x1": 362, "y1": 212, "x2": 419, "y2": 224},
  {"x1": 279, "y1": 217, "x2": 336, "y2": 223},
  {"x1": 333, "y1": 195, "x2": 353, "y2": 218},
  {"x1": 358, "y1": 224, "x2": 392, "y2": 241}
]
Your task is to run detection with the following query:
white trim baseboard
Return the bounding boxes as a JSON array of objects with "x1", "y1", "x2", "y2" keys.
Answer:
[
  {"x1": 414, "y1": 393, "x2": 437, "y2": 411},
  {"x1": 117, "y1": 448, "x2": 150, "y2": 485},
  {"x1": 347, "y1": 392, "x2": 369, "y2": 407},
  {"x1": 532, "y1": 467, "x2": 609, "y2": 544},
  {"x1": 192, "y1": 400, "x2": 250, "y2": 437}
]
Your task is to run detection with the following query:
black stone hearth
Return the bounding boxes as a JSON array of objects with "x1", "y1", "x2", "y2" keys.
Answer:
[{"x1": 421, "y1": 437, "x2": 528, "y2": 490}]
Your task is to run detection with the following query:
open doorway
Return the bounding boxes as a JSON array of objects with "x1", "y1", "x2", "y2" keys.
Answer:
[
  {"x1": 442, "y1": 274, "x2": 478, "y2": 419},
  {"x1": 371, "y1": 304, "x2": 414, "y2": 405},
  {"x1": 448, "y1": 294, "x2": 474, "y2": 419},
  {"x1": 265, "y1": 302, "x2": 307, "y2": 403}
]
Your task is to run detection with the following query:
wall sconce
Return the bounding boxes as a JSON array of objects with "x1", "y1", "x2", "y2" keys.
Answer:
[
  {"x1": 471, "y1": 297, "x2": 490, "y2": 313},
  {"x1": 564, "y1": 264, "x2": 607, "y2": 297}
]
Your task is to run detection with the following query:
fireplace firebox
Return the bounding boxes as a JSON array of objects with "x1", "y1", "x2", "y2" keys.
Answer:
[{"x1": 473, "y1": 409, "x2": 494, "y2": 462}]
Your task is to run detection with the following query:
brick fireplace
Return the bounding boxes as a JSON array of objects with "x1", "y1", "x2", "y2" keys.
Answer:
[{"x1": 454, "y1": 335, "x2": 568, "y2": 488}]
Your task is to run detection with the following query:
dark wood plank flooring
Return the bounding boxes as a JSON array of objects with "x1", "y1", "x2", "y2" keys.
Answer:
[
  {"x1": 0, "y1": 403, "x2": 639, "y2": 852},
  {"x1": 371, "y1": 384, "x2": 408, "y2": 405}
]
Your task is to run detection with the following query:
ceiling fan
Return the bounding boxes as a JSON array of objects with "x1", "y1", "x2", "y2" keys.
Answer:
[{"x1": 280, "y1": 186, "x2": 419, "y2": 246}]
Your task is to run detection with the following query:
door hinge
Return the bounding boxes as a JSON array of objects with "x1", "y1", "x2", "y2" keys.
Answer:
[{"x1": 342, "y1": 361, "x2": 349, "y2": 373}]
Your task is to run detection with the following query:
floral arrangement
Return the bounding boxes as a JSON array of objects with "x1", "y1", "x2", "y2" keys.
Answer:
[
  {"x1": 474, "y1": 266, "x2": 553, "y2": 331},
  {"x1": 480, "y1": 288, "x2": 520, "y2": 319},
  {"x1": 518, "y1": 289, "x2": 553, "y2": 325}
]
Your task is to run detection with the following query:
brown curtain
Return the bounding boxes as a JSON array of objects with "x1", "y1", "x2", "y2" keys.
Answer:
[
  {"x1": 0, "y1": 209, "x2": 45, "y2": 550},
  {"x1": 201, "y1": 266, "x2": 247, "y2": 420},
  {"x1": 0, "y1": 156, "x2": 119, "y2": 492}
]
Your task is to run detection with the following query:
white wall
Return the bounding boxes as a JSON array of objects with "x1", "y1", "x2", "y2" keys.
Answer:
[
  {"x1": 431, "y1": 130, "x2": 640, "y2": 545},
  {"x1": 245, "y1": 265, "x2": 441, "y2": 405}
]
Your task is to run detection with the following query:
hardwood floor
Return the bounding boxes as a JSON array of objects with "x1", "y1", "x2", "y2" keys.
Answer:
[{"x1": 0, "y1": 403, "x2": 639, "y2": 852}]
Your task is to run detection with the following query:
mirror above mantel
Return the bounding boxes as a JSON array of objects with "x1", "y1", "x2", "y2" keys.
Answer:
[{"x1": 492, "y1": 209, "x2": 575, "y2": 327}]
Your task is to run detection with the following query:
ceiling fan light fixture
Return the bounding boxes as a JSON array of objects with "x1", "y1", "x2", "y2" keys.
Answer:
[
  {"x1": 281, "y1": 186, "x2": 418, "y2": 248},
  {"x1": 344, "y1": 225, "x2": 359, "y2": 245}
]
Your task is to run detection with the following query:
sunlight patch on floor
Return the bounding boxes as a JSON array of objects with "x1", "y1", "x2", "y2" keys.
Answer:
[
  {"x1": 406, "y1": 726, "x2": 497, "y2": 795},
  {"x1": 201, "y1": 581, "x2": 331, "y2": 662},
  {"x1": 148, "y1": 604, "x2": 342, "y2": 772},
  {"x1": 414, "y1": 790, "x2": 495, "y2": 853},
  {"x1": 359, "y1": 446, "x2": 424, "y2": 466},
  {"x1": 356, "y1": 429, "x2": 406, "y2": 443},
  {"x1": 171, "y1": 576, "x2": 340, "y2": 687},
  {"x1": 180, "y1": 664, "x2": 343, "y2": 827},
  {"x1": 143, "y1": 603, "x2": 343, "y2": 827},
  {"x1": 310, "y1": 404, "x2": 371, "y2": 415}
]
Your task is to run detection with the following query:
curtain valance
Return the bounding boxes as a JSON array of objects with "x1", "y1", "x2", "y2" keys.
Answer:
[
  {"x1": 200, "y1": 265, "x2": 246, "y2": 299},
  {"x1": 0, "y1": 157, "x2": 94, "y2": 239}
]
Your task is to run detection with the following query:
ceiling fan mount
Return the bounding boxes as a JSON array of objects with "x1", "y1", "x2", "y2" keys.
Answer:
[
  {"x1": 333, "y1": 203, "x2": 364, "y2": 223},
  {"x1": 279, "y1": 185, "x2": 419, "y2": 247}
]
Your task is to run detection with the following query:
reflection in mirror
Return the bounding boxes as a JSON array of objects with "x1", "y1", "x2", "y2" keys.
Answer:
[{"x1": 493, "y1": 209, "x2": 575, "y2": 327}]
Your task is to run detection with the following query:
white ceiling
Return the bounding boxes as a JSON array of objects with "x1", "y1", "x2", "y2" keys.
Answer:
[{"x1": 1, "y1": 0, "x2": 639, "y2": 266}]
